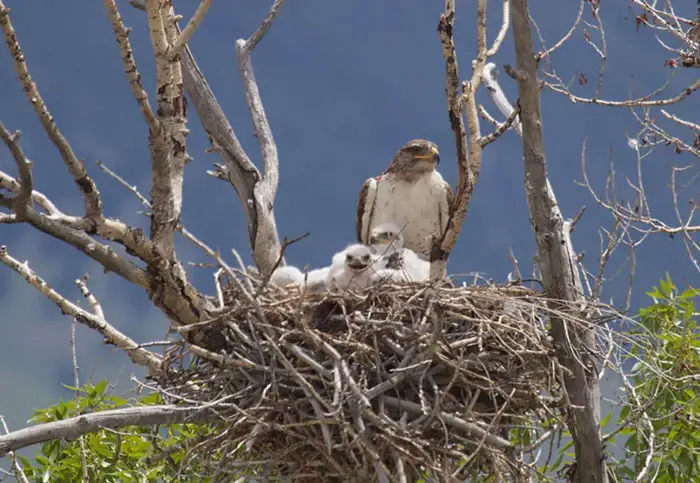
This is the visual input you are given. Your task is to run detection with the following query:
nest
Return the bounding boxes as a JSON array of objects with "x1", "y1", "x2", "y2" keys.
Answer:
[{"x1": 158, "y1": 279, "x2": 574, "y2": 482}]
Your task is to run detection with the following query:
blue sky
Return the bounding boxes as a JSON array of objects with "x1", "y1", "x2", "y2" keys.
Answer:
[{"x1": 0, "y1": 0, "x2": 697, "y2": 453}]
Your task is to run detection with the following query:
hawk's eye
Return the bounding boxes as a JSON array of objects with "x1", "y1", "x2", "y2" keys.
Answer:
[
  {"x1": 362, "y1": 255, "x2": 371, "y2": 262},
  {"x1": 346, "y1": 254, "x2": 352, "y2": 262}
]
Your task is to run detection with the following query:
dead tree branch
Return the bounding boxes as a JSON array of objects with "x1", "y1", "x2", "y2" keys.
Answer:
[
  {"x1": 0, "y1": 246, "x2": 163, "y2": 376},
  {"x1": 168, "y1": 3, "x2": 285, "y2": 275},
  {"x1": 511, "y1": 1, "x2": 606, "y2": 482},
  {"x1": 0, "y1": 2, "x2": 102, "y2": 220},
  {"x1": 434, "y1": 0, "x2": 485, "y2": 278},
  {"x1": 0, "y1": 405, "x2": 221, "y2": 457}
]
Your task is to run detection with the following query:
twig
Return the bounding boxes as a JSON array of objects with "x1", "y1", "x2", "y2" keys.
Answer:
[
  {"x1": 0, "y1": 121, "x2": 32, "y2": 214},
  {"x1": 255, "y1": 231, "x2": 310, "y2": 294},
  {"x1": 168, "y1": 0, "x2": 213, "y2": 59},
  {"x1": 104, "y1": 0, "x2": 158, "y2": 127},
  {"x1": 479, "y1": 101, "x2": 521, "y2": 147},
  {"x1": 96, "y1": 160, "x2": 151, "y2": 208},
  {"x1": 0, "y1": 246, "x2": 162, "y2": 376},
  {"x1": 70, "y1": 316, "x2": 90, "y2": 483},
  {"x1": 487, "y1": 0, "x2": 510, "y2": 56},
  {"x1": 0, "y1": 416, "x2": 29, "y2": 483}
]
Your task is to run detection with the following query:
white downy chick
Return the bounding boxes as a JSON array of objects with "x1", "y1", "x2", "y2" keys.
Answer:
[
  {"x1": 303, "y1": 266, "x2": 331, "y2": 293},
  {"x1": 369, "y1": 223, "x2": 430, "y2": 282},
  {"x1": 269, "y1": 266, "x2": 304, "y2": 287},
  {"x1": 327, "y1": 244, "x2": 376, "y2": 293},
  {"x1": 369, "y1": 222, "x2": 404, "y2": 268}
]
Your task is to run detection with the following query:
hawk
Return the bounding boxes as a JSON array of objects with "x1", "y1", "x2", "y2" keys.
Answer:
[{"x1": 356, "y1": 139, "x2": 453, "y2": 260}]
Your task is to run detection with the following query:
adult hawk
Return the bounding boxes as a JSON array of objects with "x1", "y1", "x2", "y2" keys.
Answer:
[{"x1": 356, "y1": 139, "x2": 453, "y2": 260}]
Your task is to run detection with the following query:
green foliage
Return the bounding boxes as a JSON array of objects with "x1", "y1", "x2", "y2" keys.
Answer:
[
  {"x1": 607, "y1": 274, "x2": 700, "y2": 481},
  {"x1": 15, "y1": 381, "x2": 226, "y2": 483}
]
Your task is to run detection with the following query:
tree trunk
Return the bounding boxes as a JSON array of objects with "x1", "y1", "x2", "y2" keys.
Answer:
[{"x1": 510, "y1": 1, "x2": 606, "y2": 481}]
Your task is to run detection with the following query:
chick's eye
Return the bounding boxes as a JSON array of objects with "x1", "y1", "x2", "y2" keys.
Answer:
[{"x1": 363, "y1": 255, "x2": 371, "y2": 262}]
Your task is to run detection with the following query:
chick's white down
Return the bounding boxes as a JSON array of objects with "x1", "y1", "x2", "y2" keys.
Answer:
[
  {"x1": 327, "y1": 244, "x2": 380, "y2": 292},
  {"x1": 369, "y1": 223, "x2": 430, "y2": 283}
]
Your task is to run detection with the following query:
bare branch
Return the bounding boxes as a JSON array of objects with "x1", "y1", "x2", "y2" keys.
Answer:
[
  {"x1": 487, "y1": 0, "x2": 510, "y2": 57},
  {"x1": 0, "y1": 405, "x2": 220, "y2": 457},
  {"x1": 548, "y1": 77, "x2": 700, "y2": 107},
  {"x1": 0, "y1": 417, "x2": 29, "y2": 483},
  {"x1": 104, "y1": 0, "x2": 158, "y2": 127},
  {"x1": 0, "y1": 121, "x2": 32, "y2": 212},
  {"x1": 70, "y1": 317, "x2": 89, "y2": 483},
  {"x1": 0, "y1": 246, "x2": 162, "y2": 376},
  {"x1": 168, "y1": 0, "x2": 213, "y2": 59},
  {"x1": 0, "y1": 2, "x2": 102, "y2": 220},
  {"x1": 481, "y1": 63, "x2": 522, "y2": 135},
  {"x1": 232, "y1": 0, "x2": 288, "y2": 275},
  {"x1": 433, "y1": 0, "x2": 471, "y2": 277},
  {"x1": 479, "y1": 101, "x2": 520, "y2": 147},
  {"x1": 243, "y1": 0, "x2": 287, "y2": 53},
  {"x1": 169, "y1": 15, "x2": 283, "y2": 275}
]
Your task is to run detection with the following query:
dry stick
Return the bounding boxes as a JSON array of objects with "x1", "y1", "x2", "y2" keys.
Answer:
[
  {"x1": 104, "y1": 0, "x2": 158, "y2": 127},
  {"x1": 0, "y1": 405, "x2": 221, "y2": 457},
  {"x1": 0, "y1": 2, "x2": 102, "y2": 219},
  {"x1": 255, "y1": 231, "x2": 310, "y2": 295},
  {"x1": 0, "y1": 122, "x2": 32, "y2": 212},
  {"x1": 510, "y1": 0, "x2": 606, "y2": 481},
  {"x1": 168, "y1": 0, "x2": 213, "y2": 59},
  {"x1": 433, "y1": 0, "x2": 480, "y2": 279},
  {"x1": 0, "y1": 417, "x2": 29, "y2": 483},
  {"x1": 70, "y1": 316, "x2": 90, "y2": 483},
  {"x1": 0, "y1": 246, "x2": 162, "y2": 376}
]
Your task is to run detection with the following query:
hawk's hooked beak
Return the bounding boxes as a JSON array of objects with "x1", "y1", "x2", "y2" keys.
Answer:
[{"x1": 414, "y1": 146, "x2": 440, "y2": 164}]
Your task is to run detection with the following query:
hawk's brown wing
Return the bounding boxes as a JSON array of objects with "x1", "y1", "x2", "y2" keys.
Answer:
[{"x1": 356, "y1": 177, "x2": 379, "y2": 243}]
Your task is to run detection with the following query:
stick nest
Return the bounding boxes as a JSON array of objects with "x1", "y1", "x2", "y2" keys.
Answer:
[{"x1": 159, "y1": 279, "x2": 573, "y2": 482}]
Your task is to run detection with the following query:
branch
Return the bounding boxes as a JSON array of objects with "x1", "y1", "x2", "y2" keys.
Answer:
[
  {"x1": 0, "y1": 405, "x2": 220, "y2": 457},
  {"x1": 145, "y1": 0, "x2": 188, "y2": 259},
  {"x1": 433, "y1": 0, "x2": 470, "y2": 277},
  {"x1": 510, "y1": 1, "x2": 605, "y2": 482},
  {"x1": 487, "y1": 0, "x2": 510, "y2": 57},
  {"x1": 0, "y1": 121, "x2": 32, "y2": 212},
  {"x1": 479, "y1": 101, "x2": 520, "y2": 147},
  {"x1": 0, "y1": 2, "x2": 102, "y2": 220},
  {"x1": 162, "y1": 8, "x2": 284, "y2": 275},
  {"x1": 233, "y1": 0, "x2": 287, "y2": 275},
  {"x1": 168, "y1": 0, "x2": 213, "y2": 59},
  {"x1": 0, "y1": 246, "x2": 162, "y2": 376},
  {"x1": 481, "y1": 63, "x2": 522, "y2": 135},
  {"x1": 104, "y1": 0, "x2": 158, "y2": 127}
]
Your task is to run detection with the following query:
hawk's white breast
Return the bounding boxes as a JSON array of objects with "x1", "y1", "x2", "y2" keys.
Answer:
[{"x1": 371, "y1": 171, "x2": 447, "y2": 259}]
